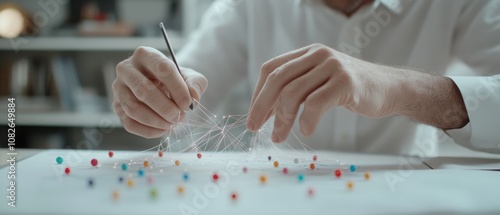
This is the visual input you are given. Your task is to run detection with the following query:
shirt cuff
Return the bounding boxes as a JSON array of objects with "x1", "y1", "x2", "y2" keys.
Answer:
[{"x1": 446, "y1": 76, "x2": 500, "y2": 152}]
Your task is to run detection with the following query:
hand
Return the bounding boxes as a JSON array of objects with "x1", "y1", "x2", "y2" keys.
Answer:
[
  {"x1": 247, "y1": 43, "x2": 401, "y2": 143},
  {"x1": 113, "y1": 46, "x2": 207, "y2": 138}
]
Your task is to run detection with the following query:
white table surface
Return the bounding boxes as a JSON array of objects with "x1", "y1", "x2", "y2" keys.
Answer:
[{"x1": 1, "y1": 149, "x2": 500, "y2": 215}]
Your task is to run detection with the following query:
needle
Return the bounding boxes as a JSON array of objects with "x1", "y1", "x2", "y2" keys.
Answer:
[{"x1": 159, "y1": 22, "x2": 193, "y2": 110}]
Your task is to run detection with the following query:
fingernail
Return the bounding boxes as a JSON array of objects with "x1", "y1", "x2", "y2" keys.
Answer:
[
  {"x1": 193, "y1": 82, "x2": 202, "y2": 97},
  {"x1": 272, "y1": 132, "x2": 279, "y2": 143},
  {"x1": 247, "y1": 119, "x2": 256, "y2": 131},
  {"x1": 179, "y1": 97, "x2": 189, "y2": 109}
]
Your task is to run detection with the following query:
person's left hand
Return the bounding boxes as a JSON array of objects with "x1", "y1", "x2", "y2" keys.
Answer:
[{"x1": 246, "y1": 43, "x2": 403, "y2": 143}]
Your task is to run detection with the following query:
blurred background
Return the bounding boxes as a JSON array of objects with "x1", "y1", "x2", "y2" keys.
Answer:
[{"x1": 0, "y1": 0, "x2": 216, "y2": 150}]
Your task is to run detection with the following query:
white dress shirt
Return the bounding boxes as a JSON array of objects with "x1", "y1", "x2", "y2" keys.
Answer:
[{"x1": 177, "y1": 0, "x2": 500, "y2": 154}]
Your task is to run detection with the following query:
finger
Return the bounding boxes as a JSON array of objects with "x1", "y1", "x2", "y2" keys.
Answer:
[
  {"x1": 181, "y1": 67, "x2": 208, "y2": 102},
  {"x1": 114, "y1": 82, "x2": 178, "y2": 129},
  {"x1": 250, "y1": 46, "x2": 311, "y2": 107},
  {"x1": 132, "y1": 46, "x2": 192, "y2": 110},
  {"x1": 247, "y1": 51, "x2": 324, "y2": 131},
  {"x1": 113, "y1": 100, "x2": 168, "y2": 139},
  {"x1": 299, "y1": 79, "x2": 342, "y2": 136},
  {"x1": 271, "y1": 65, "x2": 330, "y2": 143},
  {"x1": 119, "y1": 65, "x2": 185, "y2": 123},
  {"x1": 262, "y1": 104, "x2": 277, "y2": 129}
]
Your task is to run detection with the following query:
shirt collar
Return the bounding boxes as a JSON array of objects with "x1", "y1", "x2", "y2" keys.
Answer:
[
  {"x1": 300, "y1": 0, "x2": 403, "y2": 15},
  {"x1": 378, "y1": 0, "x2": 403, "y2": 14}
]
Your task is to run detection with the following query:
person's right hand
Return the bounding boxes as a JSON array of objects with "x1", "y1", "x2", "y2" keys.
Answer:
[{"x1": 113, "y1": 46, "x2": 207, "y2": 138}]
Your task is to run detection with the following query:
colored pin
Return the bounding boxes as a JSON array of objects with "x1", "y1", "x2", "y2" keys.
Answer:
[
  {"x1": 313, "y1": 155, "x2": 317, "y2": 161},
  {"x1": 175, "y1": 160, "x2": 180, "y2": 166},
  {"x1": 158, "y1": 151, "x2": 164, "y2": 157},
  {"x1": 112, "y1": 190, "x2": 120, "y2": 201},
  {"x1": 268, "y1": 156, "x2": 272, "y2": 161},
  {"x1": 297, "y1": 174, "x2": 305, "y2": 182},
  {"x1": 273, "y1": 161, "x2": 279, "y2": 168},
  {"x1": 213, "y1": 173, "x2": 219, "y2": 182},
  {"x1": 127, "y1": 178, "x2": 134, "y2": 188},
  {"x1": 197, "y1": 153, "x2": 202, "y2": 159},
  {"x1": 242, "y1": 167, "x2": 248, "y2": 173},
  {"x1": 309, "y1": 163, "x2": 315, "y2": 170},
  {"x1": 90, "y1": 158, "x2": 98, "y2": 167},
  {"x1": 230, "y1": 192, "x2": 238, "y2": 201},
  {"x1": 177, "y1": 185, "x2": 185, "y2": 195},
  {"x1": 150, "y1": 187, "x2": 158, "y2": 199},
  {"x1": 183, "y1": 173, "x2": 189, "y2": 182},
  {"x1": 349, "y1": 165, "x2": 356, "y2": 172},
  {"x1": 335, "y1": 169, "x2": 342, "y2": 178},
  {"x1": 308, "y1": 187, "x2": 314, "y2": 197},
  {"x1": 88, "y1": 178, "x2": 94, "y2": 187},
  {"x1": 64, "y1": 167, "x2": 71, "y2": 175},
  {"x1": 147, "y1": 176, "x2": 154, "y2": 184},
  {"x1": 138, "y1": 169, "x2": 144, "y2": 177},
  {"x1": 260, "y1": 175, "x2": 267, "y2": 184},
  {"x1": 143, "y1": 160, "x2": 149, "y2": 167},
  {"x1": 118, "y1": 176, "x2": 124, "y2": 183},
  {"x1": 108, "y1": 151, "x2": 114, "y2": 158},
  {"x1": 347, "y1": 181, "x2": 354, "y2": 190},
  {"x1": 56, "y1": 156, "x2": 63, "y2": 164},
  {"x1": 282, "y1": 167, "x2": 289, "y2": 174},
  {"x1": 364, "y1": 172, "x2": 371, "y2": 180},
  {"x1": 121, "y1": 163, "x2": 128, "y2": 171}
]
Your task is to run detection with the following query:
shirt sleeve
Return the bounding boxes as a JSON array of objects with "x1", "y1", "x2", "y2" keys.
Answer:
[
  {"x1": 447, "y1": 0, "x2": 500, "y2": 152},
  {"x1": 177, "y1": 0, "x2": 248, "y2": 112},
  {"x1": 447, "y1": 76, "x2": 500, "y2": 152}
]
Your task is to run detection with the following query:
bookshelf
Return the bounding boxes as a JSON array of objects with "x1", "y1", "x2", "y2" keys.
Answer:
[
  {"x1": 0, "y1": 111, "x2": 121, "y2": 127},
  {"x1": 0, "y1": 33, "x2": 188, "y2": 149},
  {"x1": 0, "y1": 32, "x2": 185, "y2": 51},
  {"x1": 0, "y1": 31, "x2": 184, "y2": 128},
  {"x1": 0, "y1": 0, "x2": 212, "y2": 148}
]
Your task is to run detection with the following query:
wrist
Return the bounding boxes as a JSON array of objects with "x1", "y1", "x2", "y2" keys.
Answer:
[
  {"x1": 392, "y1": 68, "x2": 430, "y2": 117},
  {"x1": 393, "y1": 70, "x2": 469, "y2": 129}
]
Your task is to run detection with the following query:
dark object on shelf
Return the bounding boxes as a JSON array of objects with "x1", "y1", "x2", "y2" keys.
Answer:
[{"x1": 67, "y1": 0, "x2": 117, "y2": 24}]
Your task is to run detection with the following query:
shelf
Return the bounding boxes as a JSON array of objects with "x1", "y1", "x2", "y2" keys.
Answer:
[
  {"x1": 1, "y1": 112, "x2": 123, "y2": 127},
  {"x1": 0, "y1": 31, "x2": 185, "y2": 51}
]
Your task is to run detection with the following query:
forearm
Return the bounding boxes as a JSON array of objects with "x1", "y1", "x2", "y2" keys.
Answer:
[{"x1": 391, "y1": 68, "x2": 469, "y2": 130}]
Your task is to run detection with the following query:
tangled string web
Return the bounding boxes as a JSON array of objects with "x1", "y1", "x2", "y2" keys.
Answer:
[
  {"x1": 126, "y1": 99, "x2": 340, "y2": 165},
  {"x1": 157, "y1": 99, "x2": 318, "y2": 156},
  {"x1": 112, "y1": 99, "x2": 349, "y2": 173}
]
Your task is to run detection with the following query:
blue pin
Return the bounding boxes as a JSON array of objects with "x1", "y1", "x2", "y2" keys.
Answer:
[
  {"x1": 349, "y1": 165, "x2": 356, "y2": 172},
  {"x1": 298, "y1": 174, "x2": 305, "y2": 182},
  {"x1": 138, "y1": 169, "x2": 144, "y2": 177},
  {"x1": 183, "y1": 173, "x2": 189, "y2": 181},
  {"x1": 56, "y1": 156, "x2": 63, "y2": 164},
  {"x1": 121, "y1": 163, "x2": 128, "y2": 171}
]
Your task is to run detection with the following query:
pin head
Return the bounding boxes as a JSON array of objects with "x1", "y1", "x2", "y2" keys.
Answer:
[
  {"x1": 90, "y1": 158, "x2": 98, "y2": 167},
  {"x1": 64, "y1": 167, "x2": 71, "y2": 175},
  {"x1": 56, "y1": 156, "x2": 63, "y2": 164}
]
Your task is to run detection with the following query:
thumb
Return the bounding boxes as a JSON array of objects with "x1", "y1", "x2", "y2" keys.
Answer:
[{"x1": 181, "y1": 68, "x2": 208, "y2": 102}]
